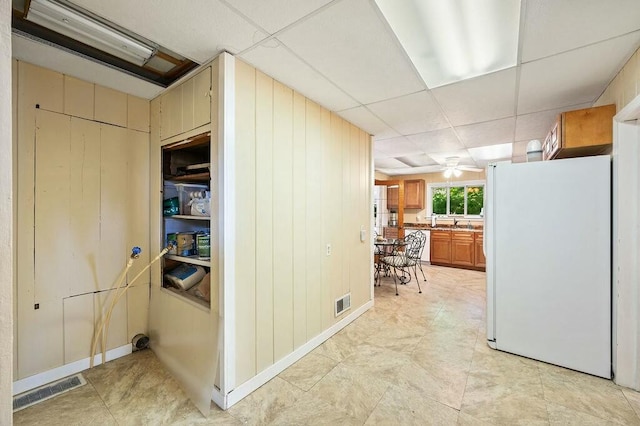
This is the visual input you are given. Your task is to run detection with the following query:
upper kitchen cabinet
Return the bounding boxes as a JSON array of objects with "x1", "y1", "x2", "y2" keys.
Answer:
[
  {"x1": 542, "y1": 104, "x2": 616, "y2": 160},
  {"x1": 404, "y1": 179, "x2": 425, "y2": 209},
  {"x1": 387, "y1": 179, "x2": 425, "y2": 210},
  {"x1": 160, "y1": 66, "x2": 212, "y2": 140}
]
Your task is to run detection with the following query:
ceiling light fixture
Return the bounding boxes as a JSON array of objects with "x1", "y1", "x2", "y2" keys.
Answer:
[
  {"x1": 374, "y1": 0, "x2": 520, "y2": 88},
  {"x1": 26, "y1": 0, "x2": 155, "y2": 66}
]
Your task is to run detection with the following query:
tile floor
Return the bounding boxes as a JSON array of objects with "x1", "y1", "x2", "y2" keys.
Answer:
[{"x1": 14, "y1": 265, "x2": 640, "y2": 425}]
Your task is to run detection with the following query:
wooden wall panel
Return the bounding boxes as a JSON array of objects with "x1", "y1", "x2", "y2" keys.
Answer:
[
  {"x1": 341, "y1": 119, "x2": 351, "y2": 298},
  {"x1": 320, "y1": 107, "x2": 332, "y2": 329},
  {"x1": 234, "y1": 60, "x2": 257, "y2": 384},
  {"x1": 305, "y1": 100, "x2": 323, "y2": 339},
  {"x1": 255, "y1": 71, "x2": 274, "y2": 372},
  {"x1": 127, "y1": 95, "x2": 150, "y2": 132},
  {"x1": 149, "y1": 97, "x2": 162, "y2": 288},
  {"x1": 34, "y1": 110, "x2": 71, "y2": 302},
  {"x1": 95, "y1": 85, "x2": 127, "y2": 127},
  {"x1": 272, "y1": 80, "x2": 294, "y2": 362},
  {"x1": 64, "y1": 76, "x2": 94, "y2": 120},
  {"x1": 126, "y1": 129, "x2": 151, "y2": 285},
  {"x1": 99, "y1": 125, "x2": 128, "y2": 290},
  {"x1": 292, "y1": 91, "x2": 307, "y2": 349},
  {"x1": 94, "y1": 289, "x2": 127, "y2": 351},
  {"x1": 19, "y1": 62, "x2": 63, "y2": 113},
  {"x1": 12, "y1": 58, "x2": 18, "y2": 378},
  {"x1": 63, "y1": 293, "x2": 94, "y2": 363},
  {"x1": 126, "y1": 283, "x2": 149, "y2": 341},
  {"x1": 68, "y1": 118, "x2": 101, "y2": 296}
]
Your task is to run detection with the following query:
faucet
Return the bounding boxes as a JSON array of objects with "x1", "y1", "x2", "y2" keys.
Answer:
[{"x1": 453, "y1": 218, "x2": 459, "y2": 228}]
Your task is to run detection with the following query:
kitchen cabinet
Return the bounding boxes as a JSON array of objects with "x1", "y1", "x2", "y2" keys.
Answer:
[
  {"x1": 387, "y1": 180, "x2": 424, "y2": 210},
  {"x1": 160, "y1": 66, "x2": 212, "y2": 140},
  {"x1": 451, "y1": 231, "x2": 474, "y2": 267},
  {"x1": 387, "y1": 186, "x2": 398, "y2": 210},
  {"x1": 430, "y1": 230, "x2": 451, "y2": 264},
  {"x1": 474, "y1": 232, "x2": 485, "y2": 268},
  {"x1": 404, "y1": 179, "x2": 425, "y2": 209},
  {"x1": 542, "y1": 104, "x2": 615, "y2": 160},
  {"x1": 430, "y1": 230, "x2": 485, "y2": 271}
]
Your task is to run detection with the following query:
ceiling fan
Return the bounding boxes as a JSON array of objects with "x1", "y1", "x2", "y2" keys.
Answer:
[{"x1": 440, "y1": 157, "x2": 483, "y2": 178}]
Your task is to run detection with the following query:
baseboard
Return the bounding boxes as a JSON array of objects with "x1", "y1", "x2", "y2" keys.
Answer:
[
  {"x1": 13, "y1": 344, "x2": 132, "y2": 396},
  {"x1": 220, "y1": 299, "x2": 373, "y2": 409}
]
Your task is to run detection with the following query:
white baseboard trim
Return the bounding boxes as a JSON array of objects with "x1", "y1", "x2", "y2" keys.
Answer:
[
  {"x1": 13, "y1": 344, "x2": 132, "y2": 396},
  {"x1": 211, "y1": 387, "x2": 225, "y2": 409},
  {"x1": 220, "y1": 300, "x2": 373, "y2": 409}
]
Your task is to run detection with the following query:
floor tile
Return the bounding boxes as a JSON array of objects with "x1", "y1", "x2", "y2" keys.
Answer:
[
  {"x1": 539, "y1": 363, "x2": 640, "y2": 425},
  {"x1": 547, "y1": 401, "x2": 621, "y2": 425},
  {"x1": 278, "y1": 352, "x2": 338, "y2": 391},
  {"x1": 623, "y1": 388, "x2": 640, "y2": 418},
  {"x1": 227, "y1": 376, "x2": 304, "y2": 425},
  {"x1": 268, "y1": 391, "x2": 362, "y2": 425},
  {"x1": 308, "y1": 363, "x2": 389, "y2": 422},
  {"x1": 460, "y1": 393, "x2": 550, "y2": 425},
  {"x1": 13, "y1": 382, "x2": 116, "y2": 426},
  {"x1": 364, "y1": 382, "x2": 459, "y2": 425}
]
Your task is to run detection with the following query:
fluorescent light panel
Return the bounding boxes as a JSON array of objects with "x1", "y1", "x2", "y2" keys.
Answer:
[
  {"x1": 468, "y1": 143, "x2": 513, "y2": 161},
  {"x1": 27, "y1": 0, "x2": 154, "y2": 66},
  {"x1": 374, "y1": 0, "x2": 520, "y2": 88}
]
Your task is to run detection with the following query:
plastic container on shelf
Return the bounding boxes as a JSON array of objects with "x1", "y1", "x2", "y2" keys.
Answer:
[{"x1": 174, "y1": 183, "x2": 209, "y2": 215}]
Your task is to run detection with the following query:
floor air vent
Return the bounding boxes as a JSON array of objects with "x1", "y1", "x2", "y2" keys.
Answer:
[
  {"x1": 335, "y1": 293, "x2": 351, "y2": 317},
  {"x1": 13, "y1": 374, "x2": 86, "y2": 412}
]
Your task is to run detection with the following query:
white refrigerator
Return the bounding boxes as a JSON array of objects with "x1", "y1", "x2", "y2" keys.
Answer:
[{"x1": 485, "y1": 155, "x2": 611, "y2": 378}]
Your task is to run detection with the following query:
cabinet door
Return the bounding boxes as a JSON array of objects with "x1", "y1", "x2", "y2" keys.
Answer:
[
  {"x1": 474, "y1": 233, "x2": 485, "y2": 268},
  {"x1": 193, "y1": 67, "x2": 212, "y2": 129},
  {"x1": 387, "y1": 186, "x2": 399, "y2": 209},
  {"x1": 430, "y1": 231, "x2": 451, "y2": 264},
  {"x1": 451, "y1": 231, "x2": 474, "y2": 266},
  {"x1": 161, "y1": 87, "x2": 183, "y2": 140},
  {"x1": 404, "y1": 179, "x2": 425, "y2": 209}
]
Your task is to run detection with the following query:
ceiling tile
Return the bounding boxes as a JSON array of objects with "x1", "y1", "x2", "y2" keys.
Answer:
[
  {"x1": 514, "y1": 103, "x2": 591, "y2": 141},
  {"x1": 366, "y1": 91, "x2": 449, "y2": 135},
  {"x1": 468, "y1": 143, "x2": 513, "y2": 162},
  {"x1": 70, "y1": 0, "x2": 267, "y2": 62},
  {"x1": 521, "y1": 0, "x2": 640, "y2": 62},
  {"x1": 373, "y1": 136, "x2": 422, "y2": 158},
  {"x1": 12, "y1": 34, "x2": 163, "y2": 99},
  {"x1": 337, "y1": 106, "x2": 399, "y2": 139},
  {"x1": 277, "y1": 0, "x2": 425, "y2": 105},
  {"x1": 456, "y1": 117, "x2": 516, "y2": 148},
  {"x1": 396, "y1": 154, "x2": 438, "y2": 167},
  {"x1": 225, "y1": 0, "x2": 333, "y2": 34},
  {"x1": 432, "y1": 68, "x2": 517, "y2": 126},
  {"x1": 239, "y1": 41, "x2": 358, "y2": 111},
  {"x1": 374, "y1": 158, "x2": 409, "y2": 169},
  {"x1": 518, "y1": 31, "x2": 640, "y2": 114},
  {"x1": 428, "y1": 150, "x2": 476, "y2": 166},
  {"x1": 407, "y1": 128, "x2": 464, "y2": 154}
]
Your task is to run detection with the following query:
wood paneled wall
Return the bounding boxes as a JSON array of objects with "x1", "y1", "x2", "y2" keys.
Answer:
[
  {"x1": 14, "y1": 61, "x2": 150, "y2": 380},
  {"x1": 233, "y1": 59, "x2": 372, "y2": 386}
]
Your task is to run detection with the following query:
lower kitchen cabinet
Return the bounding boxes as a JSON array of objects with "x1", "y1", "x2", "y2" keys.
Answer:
[
  {"x1": 430, "y1": 229, "x2": 485, "y2": 271},
  {"x1": 451, "y1": 231, "x2": 474, "y2": 267},
  {"x1": 430, "y1": 231, "x2": 452, "y2": 264}
]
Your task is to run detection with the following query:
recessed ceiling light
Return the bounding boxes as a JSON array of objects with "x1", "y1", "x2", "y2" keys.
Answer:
[{"x1": 374, "y1": 0, "x2": 521, "y2": 88}]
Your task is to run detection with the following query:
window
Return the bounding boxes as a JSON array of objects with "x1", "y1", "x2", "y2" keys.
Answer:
[{"x1": 428, "y1": 181, "x2": 484, "y2": 216}]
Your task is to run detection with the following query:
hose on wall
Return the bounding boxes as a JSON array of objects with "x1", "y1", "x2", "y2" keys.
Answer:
[{"x1": 90, "y1": 245, "x2": 172, "y2": 368}]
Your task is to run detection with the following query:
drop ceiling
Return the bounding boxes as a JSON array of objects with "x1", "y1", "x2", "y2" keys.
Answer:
[{"x1": 11, "y1": 0, "x2": 640, "y2": 175}]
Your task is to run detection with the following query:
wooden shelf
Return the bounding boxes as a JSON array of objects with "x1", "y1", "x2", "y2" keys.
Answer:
[
  {"x1": 165, "y1": 254, "x2": 211, "y2": 267},
  {"x1": 166, "y1": 172, "x2": 210, "y2": 182},
  {"x1": 165, "y1": 215, "x2": 210, "y2": 220}
]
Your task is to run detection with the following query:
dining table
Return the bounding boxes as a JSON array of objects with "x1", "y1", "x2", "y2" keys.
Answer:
[{"x1": 374, "y1": 239, "x2": 408, "y2": 286}]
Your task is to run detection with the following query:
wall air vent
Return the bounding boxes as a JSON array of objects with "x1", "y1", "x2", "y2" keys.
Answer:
[{"x1": 335, "y1": 293, "x2": 351, "y2": 317}]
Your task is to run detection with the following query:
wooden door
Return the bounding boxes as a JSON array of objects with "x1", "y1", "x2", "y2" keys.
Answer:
[
  {"x1": 430, "y1": 231, "x2": 451, "y2": 264},
  {"x1": 451, "y1": 231, "x2": 474, "y2": 266}
]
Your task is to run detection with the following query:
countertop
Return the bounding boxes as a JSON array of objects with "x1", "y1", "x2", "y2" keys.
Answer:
[{"x1": 403, "y1": 223, "x2": 484, "y2": 233}]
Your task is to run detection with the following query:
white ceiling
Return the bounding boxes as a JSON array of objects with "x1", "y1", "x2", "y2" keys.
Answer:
[{"x1": 11, "y1": 0, "x2": 640, "y2": 175}]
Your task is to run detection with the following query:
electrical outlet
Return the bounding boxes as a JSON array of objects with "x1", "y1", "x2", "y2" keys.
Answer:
[{"x1": 326, "y1": 243, "x2": 332, "y2": 256}]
